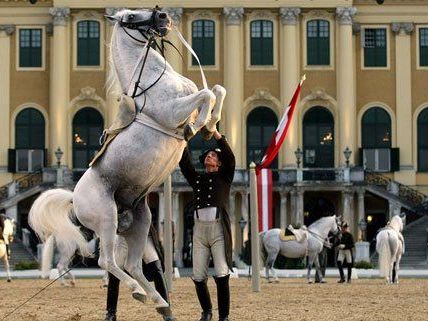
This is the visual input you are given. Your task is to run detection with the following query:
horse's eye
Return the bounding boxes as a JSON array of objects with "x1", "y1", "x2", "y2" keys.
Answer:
[
  {"x1": 128, "y1": 14, "x2": 135, "y2": 20},
  {"x1": 159, "y1": 13, "x2": 167, "y2": 19}
]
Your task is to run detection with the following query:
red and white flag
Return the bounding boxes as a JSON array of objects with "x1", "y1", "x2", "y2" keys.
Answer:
[{"x1": 255, "y1": 75, "x2": 306, "y2": 232}]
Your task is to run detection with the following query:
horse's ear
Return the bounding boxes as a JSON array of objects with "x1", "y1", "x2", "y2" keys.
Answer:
[{"x1": 105, "y1": 15, "x2": 117, "y2": 22}]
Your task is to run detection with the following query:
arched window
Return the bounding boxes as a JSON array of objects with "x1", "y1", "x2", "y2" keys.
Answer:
[
  {"x1": 14, "y1": 108, "x2": 45, "y2": 172},
  {"x1": 307, "y1": 19, "x2": 330, "y2": 65},
  {"x1": 72, "y1": 108, "x2": 103, "y2": 169},
  {"x1": 362, "y1": 107, "x2": 391, "y2": 148},
  {"x1": 77, "y1": 20, "x2": 100, "y2": 66},
  {"x1": 303, "y1": 107, "x2": 334, "y2": 168},
  {"x1": 246, "y1": 107, "x2": 278, "y2": 167},
  {"x1": 418, "y1": 108, "x2": 428, "y2": 172},
  {"x1": 192, "y1": 19, "x2": 215, "y2": 66},
  {"x1": 250, "y1": 20, "x2": 273, "y2": 65},
  {"x1": 361, "y1": 107, "x2": 394, "y2": 172}
]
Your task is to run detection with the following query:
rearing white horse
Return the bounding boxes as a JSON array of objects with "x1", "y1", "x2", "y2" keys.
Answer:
[
  {"x1": 260, "y1": 215, "x2": 341, "y2": 283},
  {"x1": 29, "y1": 8, "x2": 225, "y2": 313},
  {"x1": 376, "y1": 215, "x2": 405, "y2": 284}
]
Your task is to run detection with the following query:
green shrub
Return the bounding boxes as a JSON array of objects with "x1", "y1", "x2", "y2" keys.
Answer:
[
  {"x1": 354, "y1": 261, "x2": 374, "y2": 269},
  {"x1": 14, "y1": 261, "x2": 39, "y2": 270}
]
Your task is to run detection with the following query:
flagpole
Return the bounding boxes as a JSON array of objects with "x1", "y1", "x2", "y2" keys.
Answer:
[{"x1": 249, "y1": 162, "x2": 260, "y2": 292}]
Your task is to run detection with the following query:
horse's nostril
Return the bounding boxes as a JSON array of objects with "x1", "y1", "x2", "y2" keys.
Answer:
[
  {"x1": 128, "y1": 14, "x2": 135, "y2": 20},
  {"x1": 159, "y1": 13, "x2": 167, "y2": 19}
]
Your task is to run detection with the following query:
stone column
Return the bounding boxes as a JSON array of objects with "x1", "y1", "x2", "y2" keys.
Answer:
[
  {"x1": 296, "y1": 189, "x2": 304, "y2": 226},
  {"x1": 105, "y1": 8, "x2": 124, "y2": 125},
  {"x1": 388, "y1": 200, "x2": 401, "y2": 219},
  {"x1": 392, "y1": 22, "x2": 415, "y2": 185},
  {"x1": 223, "y1": 8, "x2": 244, "y2": 167},
  {"x1": 157, "y1": 191, "x2": 165, "y2": 243},
  {"x1": 0, "y1": 25, "x2": 14, "y2": 185},
  {"x1": 173, "y1": 192, "x2": 183, "y2": 267},
  {"x1": 341, "y1": 190, "x2": 354, "y2": 232},
  {"x1": 336, "y1": 7, "x2": 357, "y2": 166},
  {"x1": 279, "y1": 190, "x2": 288, "y2": 229},
  {"x1": 49, "y1": 7, "x2": 71, "y2": 166},
  {"x1": 163, "y1": 8, "x2": 184, "y2": 74},
  {"x1": 240, "y1": 190, "x2": 249, "y2": 243},
  {"x1": 229, "y1": 191, "x2": 237, "y2": 262},
  {"x1": 357, "y1": 190, "x2": 365, "y2": 240},
  {"x1": 280, "y1": 8, "x2": 301, "y2": 168},
  {"x1": 289, "y1": 189, "x2": 297, "y2": 225}
]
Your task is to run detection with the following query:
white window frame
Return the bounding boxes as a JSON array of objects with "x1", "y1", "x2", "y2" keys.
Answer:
[
  {"x1": 360, "y1": 25, "x2": 390, "y2": 71},
  {"x1": 363, "y1": 148, "x2": 391, "y2": 172},
  {"x1": 187, "y1": 11, "x2": 220, "y2": 71},
  {"x1": 416, "y1": 25, "x2": 428, "y2": 70},
  {"x1": 15, "y1": 149, "x2": 44, "y2": 173},
  {"x1": 245, "y1": 11, "x2": 278, "y2": 70},
  {"x1": 16, "y1": 25, "x2": 46, "y2": 71},
  {"x1": 73, "y1": 12, "x2": 104, "y2": 71},
  {"x1": 302, "y1": 11, "x2": 334, "y2": 71}
]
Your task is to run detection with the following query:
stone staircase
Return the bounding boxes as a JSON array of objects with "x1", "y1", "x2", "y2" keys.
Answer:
[
  {"x1": 400, "y1": 215, "x2": 428, "y2": 268},
  {"x1": 0, "y1": 239, "x2": 37, "y2": 270}
]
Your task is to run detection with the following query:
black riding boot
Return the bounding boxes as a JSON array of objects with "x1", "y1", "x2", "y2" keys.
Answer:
[
  {"x1": 104, "y1": 273, "x2": 119, "y2": 321},
  {"x1": 347, "y1": 263, "x2": 353, "y2": 283},
  {"x1": 193, "y1": 279, "x2": 213, "y2": 321},
  {"x1": 146, "y1": 260, "x2": 176, "y2": 321},
  {"x1": 214, "y1": 275, "x2": 230, "y2": 321},
  {"x1": 392, "y1": 262, "x2": 397, "y2": 283},
  {"x1": 337, "y1": 261, "x2": 345, "y2": 283}
]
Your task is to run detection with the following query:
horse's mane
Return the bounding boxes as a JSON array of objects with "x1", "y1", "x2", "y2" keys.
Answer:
[{"x1": 105, "y1": 23, "x2": 122, "y2": 98}]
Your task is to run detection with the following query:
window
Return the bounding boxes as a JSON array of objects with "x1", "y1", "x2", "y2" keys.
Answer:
[
  {"x1": 303, "y1": 107, "x2": 334, "y2": 168},
  {"x1": 77, "y1": 21, "x2": 100, "y2": 66},
  {"x1": 19, "y1": 29, "x2": 42, "y2": 68},
  {"x1": 364, "y1": 28, "x2": 387, "y2": 67},
  {"x1": 14, "y1": 108, "x2": 45, "y2": 172},
  {"x1": 418, "y1": 108, "x2": 428, "y2": 172},
  {"x1": 192, "y1": 20, "x2": 215, "y2": 66},
  {"x1": 307, "y1": 20, "x2": 330, "y2": 66},
  {"x1": 246, "y1": 107, "x2": 278, "y2": 167},
  {"x1": 420, "y1": 28, "x2": 428, "y2": 67},
  {"x1": 362, "y1": 107, "x2": 391, "y2": 149},
  {"x1": 250, "y1": 20, "x2": 273, "y2": 65},
  {"x1": 72, "y1": 108, "x2": 104, "y2": 169}
]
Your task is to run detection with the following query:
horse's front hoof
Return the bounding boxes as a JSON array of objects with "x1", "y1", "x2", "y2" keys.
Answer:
[
  {"x1": 200, "y1": 127, "x2": 214, "y2": 141},
  {"x1": 153, "y1": 295, "x2": 169, "y2": 309},
  {"x1": 7, "y1": 279, "x2": 11, "y2": 283},
  {"x1": 308, "y1": 279, "x2": 314, "y2": 284},
  {"x1": 132, "y1": 291, "x2": 147, "y2": 303}
]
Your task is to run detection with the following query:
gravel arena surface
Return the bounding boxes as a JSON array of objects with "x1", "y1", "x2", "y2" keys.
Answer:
[{"x1": 0, "y1": 278, "x2": 427, "y2": 321}]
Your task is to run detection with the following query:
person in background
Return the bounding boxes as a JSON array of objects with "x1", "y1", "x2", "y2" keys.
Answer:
[{"x1": 336, "y1": 222, "x2": 355, "y2": 283}]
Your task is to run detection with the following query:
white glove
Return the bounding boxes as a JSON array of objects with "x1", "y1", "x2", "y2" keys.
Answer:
[{"x1": 338, "y1": 244, "x2": 345, "y2": 249}]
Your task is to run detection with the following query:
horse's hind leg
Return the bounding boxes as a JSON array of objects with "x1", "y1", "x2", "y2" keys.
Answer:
[
  {"x1": 4, "y1": 257, "x2": 11, "y2": 282},
  {"x1": 122, "y1": 199, "x2": 168, "y2": 308},
  {"x1": 307, "y1": 255, "x2": 315, "y2": 283},
  {"x1": 74, "y1": 181, "x2": 146, "y2": 301},
  {"x1": 265, "y1": 252, "x2": 278, "y2": 283}
]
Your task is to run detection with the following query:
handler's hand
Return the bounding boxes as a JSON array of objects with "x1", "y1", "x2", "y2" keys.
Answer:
[
  {"x1": 338, "y1": 244, "x2": 345, "y2": 249},
  {"x1": 213, "y1": 130, "x2": 222, "y2": 140}
]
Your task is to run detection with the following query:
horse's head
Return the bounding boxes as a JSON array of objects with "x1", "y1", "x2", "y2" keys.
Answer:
[
  {"x1": 391, "y1": 214, "x2": 405, "y2": 232},
  {"x1": 331, "y1": 215, "x2": 342, "y2": 237},
  {"x1": 107, "y1": 7, "x2": 172, "y2": 39}
]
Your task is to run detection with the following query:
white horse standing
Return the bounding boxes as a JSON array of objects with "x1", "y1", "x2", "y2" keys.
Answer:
[
  {"x1": 376, "y1": 215, "x2": 405, "y2": 284},
  {"x1": 41, "y1": 234, "x2": 98, "y2": 287},
  {"x1": 29, "y1": 8, "x2": 225, "y2": 313},
  {"x1": 1, "y1": 216, "x2": 16, "y2": 282},
  {"x1": 260, "y1": 215, "x2": 341, "y2": 283}
]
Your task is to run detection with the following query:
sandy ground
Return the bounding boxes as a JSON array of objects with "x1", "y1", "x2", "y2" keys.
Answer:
[{"x1": 0, "y1": 277, "x2": 427, "y2": 321}]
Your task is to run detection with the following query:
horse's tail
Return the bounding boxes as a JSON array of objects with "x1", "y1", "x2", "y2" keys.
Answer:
[
  {"x1": 259, "y1": 231, "x2": 267, "y2": 265},
  {"x1": 41, "y1": 235, "x2": 55, "y2": 278},
  {"x1": 29, "y1": 188, "x2": 92, "y2": 258},
  {"x1": 376, "y1": 231, "x2": 391, "y2": 277}
]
